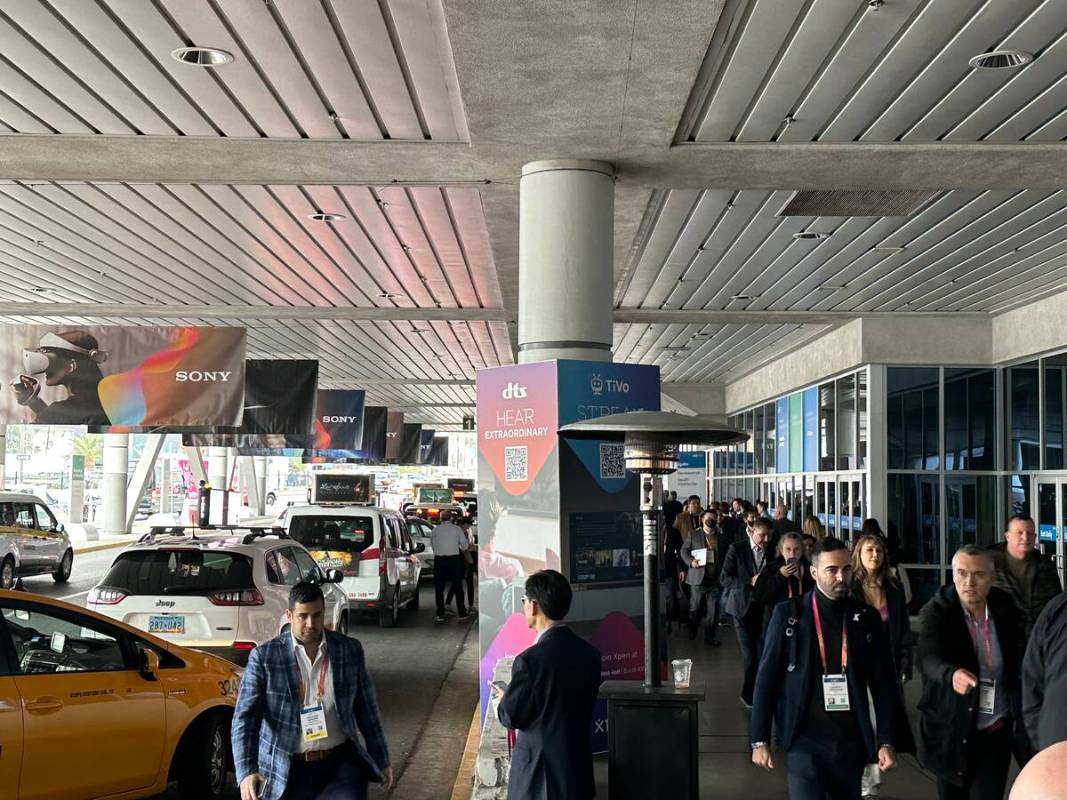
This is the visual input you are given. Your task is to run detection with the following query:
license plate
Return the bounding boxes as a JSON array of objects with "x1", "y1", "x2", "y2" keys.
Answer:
[{"x1": 148, "y1": 615, "x2": 186, "y2": 635}]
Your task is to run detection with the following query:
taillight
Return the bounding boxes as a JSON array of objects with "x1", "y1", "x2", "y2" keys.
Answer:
[
  {"x1": 208, "y1": 589, "x2": 264, "y2": 606},
  {"x1": 233, "y1": 641, "x2": 256, "y2": 652},
  {"x1": 87, "y1": 587, "x2": 126, "y2": 605},
  {"x1": 378, "y1": 535, "x2": 386, "y2": 575}
]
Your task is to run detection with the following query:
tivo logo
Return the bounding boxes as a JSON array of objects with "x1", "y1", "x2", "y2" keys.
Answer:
[
  {"x1": 175, "y1": 370, "x2": 232, "y2": 382},
  {"x1": 322, "y1": 415, "x2": 360, "y2": 423},
  {"x1": 502, "y1": 382, "x2": 527, "y2": 399}
]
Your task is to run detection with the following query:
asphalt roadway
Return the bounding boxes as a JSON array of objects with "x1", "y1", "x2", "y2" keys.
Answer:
[{"x1": 24, "y1": 546, "x2": 478, "y2": 800}]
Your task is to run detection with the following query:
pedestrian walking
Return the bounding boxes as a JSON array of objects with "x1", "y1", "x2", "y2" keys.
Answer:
[
  {"x1": 722, "y1": 516, "x2": 773, "y2": 707},
  {"x1": 431, "y1": 509, "x2": 469, "y2": 622},
  {"x1": 988, "y1": 514, "x2": 1061, "y2": 638},
  {"x1": 680, "y1": 509, "x2": 723, "y2": 645},
  {"x1": 232, "y1": 581, "x2": 392, "y2": 800},
  {"x1": 1022, "y1": 591, "x2": 1067, "y2": 752}
]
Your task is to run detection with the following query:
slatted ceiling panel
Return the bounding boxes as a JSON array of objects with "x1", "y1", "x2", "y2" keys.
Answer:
[
  {"x1": 448, "y1": 189, "x2": 502, "y2": 308},
  {"x1": 927, "y1": 239, "x2": 1067, "y2": 311},
  {"x1": 904, "y1": 3, "x2": 1065, "y2": 141},
  {"x1": 685, "y1": 0, "x2": 1065, "y2": 143},
  {"x1": 410, "y1": 188, "x2": 480, "y2": 307},
  {"x1": 620, "y1": 190, "x2": 702, "y2": 307},
  {"x1": 0, "y1": 0, "x2": 172, "y2": 135},
  {"x1": 375, "y1": 186, "x2": 456, "y2": 307},
  {"x1": 0, "y1": 0, "x2": 466, "y2": 141}
]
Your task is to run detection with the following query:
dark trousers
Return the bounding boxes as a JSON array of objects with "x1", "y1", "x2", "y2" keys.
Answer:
[
  {"x1": 688, "y1": 584, "x2": 721, "y2": 640},
  {"x1": 734, "y1": 605, "x2": 765, "y2": 704},
  {"x1": 435, "y1": 555, "x2": 466, "y2": 616},
  {"x1": 936, "y1": 723, "x2": 1012, "y2": 800},
  {"x1": 785, "y1": 731, "x2": 866, "y2": 800},
  {"x1": 446, "y1": 559, "x2": 475, "y2": 607},
  {"x1": 281, "y1": 747, "x2": 370, "y2": 800}
]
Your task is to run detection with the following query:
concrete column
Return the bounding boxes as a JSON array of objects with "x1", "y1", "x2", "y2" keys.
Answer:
[
  {"x1": 160, "y1": 455, "x2": 172, "y2": 514},
  {"x1": 518, "y1": 159, "x2": 614, "y2": 363},
  {"x1": 102, "y1": 433, "x2": 129, "y2": 537},
  {"x1": 0, "y1": 424, "x2": 6, "y2": 489},
  {"x1": 255, "y1": 456, "x2": 268, "y2": 515},
  {"x1": 208, "y1": 447, "x2": 229, "y2": 492}
]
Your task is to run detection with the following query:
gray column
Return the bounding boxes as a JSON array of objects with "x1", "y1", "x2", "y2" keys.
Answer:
[
  {"x1": 255, "y1": 456, "x2": 268, "y2": 515},
  {"x1": 160, "y1": 455, "x2": 172, "y2": 514},
  {"x1": 0, "y1": 424, "x2": 6, "y2": 490},
  {"x1": 208, "y1": 447, "x2": 229, "y2": 493},
  {"x1": 101, "y1": 433, "x2": 129, "y2": 537},
  {"x1": 518, "y1": 159, "x2": 614, "y2": 363}
]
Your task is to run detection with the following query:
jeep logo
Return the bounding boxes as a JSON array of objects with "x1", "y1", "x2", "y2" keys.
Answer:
[
  {"x1": 175, "y1": 370, "x2": 232, "y2": 383},
  {"x1": 155, "y1": 600, "x2": 175, "y2": 608}
]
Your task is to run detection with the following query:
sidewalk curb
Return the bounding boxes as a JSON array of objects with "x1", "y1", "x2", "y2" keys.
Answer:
[
  {"x1": 73, "y1": 540, "x2": 130, "y2": 555},
  {"x1": 451, "y1": 708, "x2": 481, "y2": 800}
]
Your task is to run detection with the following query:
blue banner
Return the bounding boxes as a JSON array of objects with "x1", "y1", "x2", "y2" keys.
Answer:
[
  {"x1": 803, "y1": 388, "x2": 818, "y2": 472},
  {"x1": 678, "y1": 451, "x2": 707, "y2": 470}
]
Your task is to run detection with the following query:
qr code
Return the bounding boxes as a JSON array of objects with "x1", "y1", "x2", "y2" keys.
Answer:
[
  {"x1": 600, "y1": 443, "x2": 625, "y2": 479},
  {"x1": 504, "y1": 446, "x2": 528, "y2": 482}
]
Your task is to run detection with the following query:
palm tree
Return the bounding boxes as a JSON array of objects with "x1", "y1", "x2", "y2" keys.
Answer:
[{"x1": 71, "y1": 434, "x2": 103, "y2": 470}]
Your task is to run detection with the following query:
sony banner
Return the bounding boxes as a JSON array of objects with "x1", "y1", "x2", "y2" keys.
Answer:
[
  {"x1": 425, "y1": 435, "x2": 449, "y2": 467},
  {"x1": 395, "y1": 423, "x2": 423, "y2": 464},
  {"x1": 311, "y1": 389, "x2": 366, "y2": 450},
  {"x1": 3, "y1": 325, "x2": 245, "y2": 427},
  {"x1": 384, "y1": 411, "x2": 405, "y2": 460},
  {"x1": 300, "y1": 405, "x2": 388, "y2": 463},
  {"x1": 417, "y1": 429, "x2": 436, "y2": 464}
]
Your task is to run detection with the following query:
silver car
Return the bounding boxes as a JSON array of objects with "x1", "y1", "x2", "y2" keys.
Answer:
[{"x1": 0, "y1": 492, "x2": 73, "y2": 589}]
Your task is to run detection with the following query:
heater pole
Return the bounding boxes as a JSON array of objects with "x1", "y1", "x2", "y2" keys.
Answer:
[{"x1": 641, "y1": 473, "x2": 662, "y2": 687}]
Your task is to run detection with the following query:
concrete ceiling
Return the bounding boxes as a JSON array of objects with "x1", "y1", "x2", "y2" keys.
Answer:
[{"x1": 0, "y1": 0, "x2": 1064, "y2": 425}]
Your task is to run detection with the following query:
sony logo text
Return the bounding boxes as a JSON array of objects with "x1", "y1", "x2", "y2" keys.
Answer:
[
  {"x1": 175, "y1": 370, "x2": 232, "y2": 382},
  {"x1": 322, "y1": 416, "x2": 360, "y2": 423}
]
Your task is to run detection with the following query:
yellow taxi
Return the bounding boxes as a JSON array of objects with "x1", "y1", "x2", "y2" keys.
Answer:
[{"x1": 0, "y1": 589, "x2": 242, "y2": 800}]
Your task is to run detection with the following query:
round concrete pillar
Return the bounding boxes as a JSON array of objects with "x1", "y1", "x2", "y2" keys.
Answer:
[
  {"x1": 0, "y1": 424, "x2": 6, "y2": 489},
  {"x1": 254, "y1": 456, "x2": 268, "y2": 514},
  {"x1": 208, "y1": 447, "x2": 229, "y2": 493},
  {"x1": 101, "y1": 433, "x2": 129, "y2": 537},
  {"x1": 518, "y1": 159, "x2": 614, "y2": 363}
]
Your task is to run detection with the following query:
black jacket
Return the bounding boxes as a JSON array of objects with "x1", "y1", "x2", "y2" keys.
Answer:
[
  {"x1": 750, "y1": 590, "x2": 897, "y2": 758},
  {"x1": 721, "y1": 539, "x2": 767, "y2": 620},
  {"x1": 1022, "y1": 591, "x2": 1067, "y2": 751},
  {"x1": 988, "y1": 541, "x2": 1061, "y2": 637},
  {"x1": 753, "y1": 555, "x2": 813, "y2": 611},
  {"x1": 916, "y1": 585, "x2": 1026, "y2": 787},
  {"x1": 498, "y1": 626, "x2": 602, "y2": 800}
]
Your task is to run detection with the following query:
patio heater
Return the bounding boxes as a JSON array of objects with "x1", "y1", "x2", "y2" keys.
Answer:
[{"x1": 558, "y1": 410, "x2": 748, "y2": 800}]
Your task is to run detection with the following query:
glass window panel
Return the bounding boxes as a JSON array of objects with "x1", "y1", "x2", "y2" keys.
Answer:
[
  {"x1": 753, "y1": 406, "x2": 764, "y2": 474},
  {"x1": 837, "y1": 375, "x2": 857, "y2": 470},
  {"x1": 945, "y1": 476, "x2": 997, "y2": 553},
  {"x1": 765, "y1": 402, "x2": 776, "y2": 474},
  {"x1": 1008, "y1": 362, "x2": 1040, "y2": 471},
  {"x1": 743, "y1": 411, "x2": 754, "y2": 475},
  {"x1": 904, "y1": 567, "x2": 945, "y2": 616},
  {"x1": 1044, "y1": 356, "x2": 1067, "y2": 470},
  {"x1": 923, "y1": 388, "x2": 940, "y2": 469},
  {"x1": 818, "y1": 382, "x2": 835, "y2": 471},
  {"x1": 827, "y1": 481, "x2": 837, "y2": 537},
  {"x1": 944, "y1": 372, "x2": 967, "y2": 471},
  {"x1": 888, "y1": 392, "x2": 904, "y2": 469},
  {"x1": 888, "y1": 473, "x2": 941, "y2": 566},
  {"x1": 1037, "y1": 482, "x2": 1057, "y2": 558},
  {"x1": 888, "y1": 368, "x2": 940, "y2": 470},
  {"x1": 858, "y1": 370, "x2": 868, "y2": 469},
  {"x1": 969, "y1": 370, "x2": 996, "y2": 471},
  {"x1": 1008, "y1": 474, "x2": 1031, "y2": 518}
]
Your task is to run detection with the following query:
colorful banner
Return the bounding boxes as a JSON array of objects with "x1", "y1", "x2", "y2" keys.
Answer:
[
  {"x1": 776, "y1": 398, "x2": 789, "y2": 472},
  {"x1": 311, "y1": 390, "x2": 366, "y2": 450},
  {"x1": 299, "y1": 405, "x2": 388, "y2": 463},
  {"x1": 803, "y1": 387, "x2": 818, "y2": 473},
  {"x1": 789, "y1": 393, "x2": 803, "y2": 473},
  {"x1": 2, "y1": 325, "x2": 245, "y2": 427}
]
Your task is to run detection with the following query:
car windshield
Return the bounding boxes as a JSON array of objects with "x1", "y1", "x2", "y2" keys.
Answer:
[
  {"x1": 288, "y1": 515, "x2": 374, "y2": 553},
  {"x1": 100, "y1": 549, "x2": 254, "y2": 595}
]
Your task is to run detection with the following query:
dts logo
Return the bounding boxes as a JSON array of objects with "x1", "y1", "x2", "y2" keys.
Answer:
[{"x1": 502, "y1": 382, "x2": 527, "y2": 399}]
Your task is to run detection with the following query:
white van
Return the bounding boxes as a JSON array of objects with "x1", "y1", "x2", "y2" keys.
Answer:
[
  {"x1": 283, "y1": 505, "x2": 423, "y2": 627},
  {"x1": 0, "y1": 491, "x2": 74, "y2": 589}
]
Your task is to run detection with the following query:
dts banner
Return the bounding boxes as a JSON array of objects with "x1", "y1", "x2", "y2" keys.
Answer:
[{"x1": 3, "y1": 325, "x2": 245, "y2": 427}]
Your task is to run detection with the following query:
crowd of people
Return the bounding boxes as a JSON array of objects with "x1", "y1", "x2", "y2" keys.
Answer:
[{"x1": 662, "y1": 491, "x2": 1067, "y2": 800}]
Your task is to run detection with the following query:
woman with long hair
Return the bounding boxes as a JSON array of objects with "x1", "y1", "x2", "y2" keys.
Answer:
[
  {"x1": 852, "y1": 532, "x2": 916, "y2": 798},
  {"x1": 802, "y1": 514, "x2": 825, "y2": 541}
]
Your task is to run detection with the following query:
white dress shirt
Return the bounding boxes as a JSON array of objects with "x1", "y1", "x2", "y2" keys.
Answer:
[
  {"x1": 431, "y1": 521, "x2": 469, "y2": 557},
  {"x1": 292, "y1": 635, "x2": 345, "y2": 752},
  {"x1": 750, "y1": 540, "x2": 764, "y2": 572}
]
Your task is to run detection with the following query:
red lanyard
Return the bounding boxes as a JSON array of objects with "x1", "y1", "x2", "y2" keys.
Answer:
[
  {"x1": 966, "y1": 608, "x2": 994, "y2": 673},
  {"x1": 811, "y1": 592, "x2": 848, "y2": 674},
  {"x1": 295, "y1": 649, "x2": 330, "y2": 705}
]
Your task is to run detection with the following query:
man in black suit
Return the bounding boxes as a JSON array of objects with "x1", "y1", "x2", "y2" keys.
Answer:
[
  {"x1": 497, "y1": 569, "x2": 602, "y2": 800},
  {"x1": 750, "y1": 538, "x2": 898, "y2": 800},
  {"x1": 722, "y1": 516, "x2": 773, "y2": 707}
]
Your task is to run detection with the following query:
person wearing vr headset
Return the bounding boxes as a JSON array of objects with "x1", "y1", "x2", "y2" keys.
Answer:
[{"x1": 10, "y1": 330, "x2": 110, "y2": 425}]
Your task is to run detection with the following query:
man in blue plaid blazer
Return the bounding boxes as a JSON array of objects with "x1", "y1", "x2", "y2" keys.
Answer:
[{"x1": 232, "y1": 581, "x2": 392, "y2": 800}]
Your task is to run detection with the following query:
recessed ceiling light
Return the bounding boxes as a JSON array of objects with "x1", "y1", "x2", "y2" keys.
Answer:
[
  {"x1": 307, "y1": 212, "x2": 345, "y2": 222},
  {"x1": 662, "y1": 346, "x2": 689, "y2": 352},
  {"x1": 792, "y1": 231, "x2": 830, "y2": 241},
  {"x1": 691, "y1": 332, "x2": 713, "y2": 339},
  {"x1": 872, "y1": 245, "x2": 907, "y2": 253},
  {"x1": 30, "y1": 286, "x2": 53, "y2": 293},
  {"x1": 377, "y1": 291, "x2": 401, "y2": 299},
  {"x1": 170, "y1": 46, "x2": 234, "y2": 67},
  {"x1": 968, "y1": 50, "x2": 1033, "y2": 70},
  {"x1": 819, "y1": 284, "x2": 849, "y2": 291},
  {"x1": 731, "y1": 294, "x2": 755, "y2": 301}
]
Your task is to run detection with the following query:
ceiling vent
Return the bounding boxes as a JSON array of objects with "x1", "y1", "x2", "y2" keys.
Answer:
[
  {"x1": 778, "y1": 190, "x2": 935, "y2": 217},
  {"x1": 968, "y1": 50, "x2": 1033, "y2": 70}
]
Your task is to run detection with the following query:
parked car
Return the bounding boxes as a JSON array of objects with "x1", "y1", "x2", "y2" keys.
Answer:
[
  {"x1": 87, "y1": 527, "x2": 348, "y2": 666},
  {"x1": 405, "y1": 516, "x2": 435, "y2": 577},
  {"x1": 0, "y1": 491, "x2": 73, "y2": 589},
  {"x1": 283, "y1": 505, "x2": 423, "y2": 628},
  {"x1": 0, "y1": 588, "x2": 242, "y2": 799}
]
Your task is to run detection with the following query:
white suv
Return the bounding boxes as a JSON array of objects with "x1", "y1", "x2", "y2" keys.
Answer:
[
  {"x1": 283, "y1": 505, "x2": 423, "y2": 628},
  {"x1": 0, "y1": 491, "x2": 74, "y2": 589},
  {"x1": 86, "y1": 527, "x2": 348, "y2": 666}
]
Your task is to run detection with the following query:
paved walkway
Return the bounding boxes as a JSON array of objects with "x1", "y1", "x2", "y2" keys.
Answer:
[{"x1": 593, "y1": 620, "x2": 960, "y2": 799}]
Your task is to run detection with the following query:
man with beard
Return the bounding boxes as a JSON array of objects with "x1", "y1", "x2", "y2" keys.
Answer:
[
  {"x1": 750, "y1": 538, "x2": 898, "y2": 799},
  {"x1": 232, "y1": 582, "x2": 393, "y2": 800}
]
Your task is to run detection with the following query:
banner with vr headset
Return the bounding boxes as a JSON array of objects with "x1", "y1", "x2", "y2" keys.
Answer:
[{"x1": 4, "y1": 325, "x2": 245, "y2": 427}]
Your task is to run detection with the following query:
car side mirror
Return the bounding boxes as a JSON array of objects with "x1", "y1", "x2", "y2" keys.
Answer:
[
  {"x1": 324, "y1": 568, "x2": 344, "y2": 583},
  {"x1": 139, "y1": 647, "x2": 160, "y2": 681},
  {"x1": 52, "y1": 523, "x2": 64, "y2": 534},
  {"x1": 412, "y1": 542, "x2": 426, "y2": 554}
]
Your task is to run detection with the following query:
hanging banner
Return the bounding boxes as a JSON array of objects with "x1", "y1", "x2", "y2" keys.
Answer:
[
  {"x1": 417, "y1": 429, "x2": 436, "y2": 464},
  {"x1": 384, "y1": 411, "x2": 405, "y2": 460},
  {"x1": 309, "y1": 390, "x2": 366, "y2": 450},
  {"x1": 426, "y1": 435, "x2": 450, "y2": 466},
  {"x1": 1, "y1": 325, "x2": 245, "y2": 427},
  {"x1": 299, "y1": 405, "x2": 388, "y2": 463},
  {"x1": 183, "y1": 359, "x2": 319, "y2": 448},
  {"x1": 395, "y1": 423, "x2": 423, "y2": 464}
]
